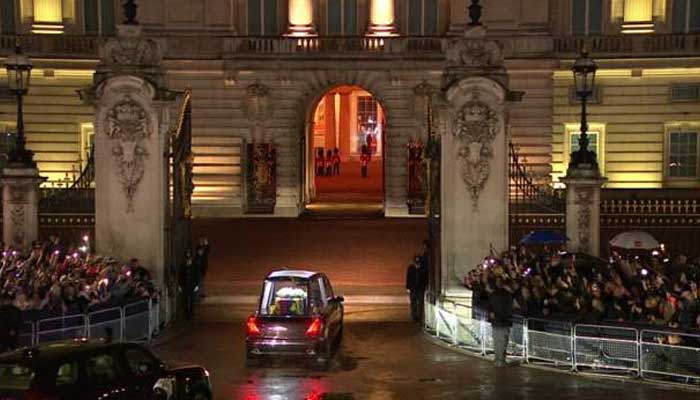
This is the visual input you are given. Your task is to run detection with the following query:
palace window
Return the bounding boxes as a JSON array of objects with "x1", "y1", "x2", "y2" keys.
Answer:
[
  {"x1": 408, "y1": 0, "x2": 438, "y2": 35},
  {"x1": 572, "y1": 0, "x2": 603, "y2": 35},
  {"x1": 672, "y1": 0, "x2": 700, "y2": 33},
  {"x1": 248, "y1": 0, "x2": 279, "y2": 35},
  {"x1": 0, "y1": 122, "x2": 16, "y2": 160},
  {"x1": 327, "y1": 0, "x2": 357, "y2": 35},
  {"x1": 80, "y1": 122, "x2": 95, "y2": 170},
  {"x1": 0, "y1": 0, "x2": 16, "y2": 34},
  {"x1": 564, "y1": 123, "x2": 606, "y2": 175},
  {"x1": 611, "y1": 0, "x2": 665, "y2": 33},
  {"x1": 666, "y1": 127, "x2": 699, "y2": 179},
  {"x1": 84, "y1": 0, "x2": 115, "y2": 35}
]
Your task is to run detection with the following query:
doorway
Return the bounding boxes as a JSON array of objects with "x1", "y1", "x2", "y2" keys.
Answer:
[{"x1": 304, "y1": 85, "x2": 386, "y2": 214}]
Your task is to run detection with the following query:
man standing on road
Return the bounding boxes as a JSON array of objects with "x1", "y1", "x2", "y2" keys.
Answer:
[
  {"x1": 179, "y1": 251, "x2": 200, "y2": 321},
  {"x1": 0, "y1": 294, "x2": 22, "y2": 353},
  {"x1": 489, "y1": 279, "x2": 513, "y2": 367},
  {"x1": 406, "y1": 256, "x2": 419, "y2": 321}
]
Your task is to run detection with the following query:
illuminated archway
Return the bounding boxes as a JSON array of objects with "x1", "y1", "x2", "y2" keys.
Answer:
[{"x1": 304, "y1": 85, "x2": 386, "y2": 209}]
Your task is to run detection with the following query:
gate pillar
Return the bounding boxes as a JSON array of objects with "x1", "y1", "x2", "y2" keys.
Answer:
[
  {"x1": 1, "y1": 167, "x2": 42, "y2": 251},
  {"x1": 438, "y1": 24, "x2": 518, "y2": 299},
  {"x1": 82, "y1": 22, "x2": 178, "y2": 298}
]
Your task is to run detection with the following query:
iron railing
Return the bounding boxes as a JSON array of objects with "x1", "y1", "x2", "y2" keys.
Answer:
[{"x1": 509, "y1": 142, "x2": 565, "y2": 214}]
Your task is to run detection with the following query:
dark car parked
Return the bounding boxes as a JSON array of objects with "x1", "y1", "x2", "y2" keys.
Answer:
[
  {"x1": 0, "y1": 340, "x2": 211, "y2": 400},
  {"x1": 245, "y1": 270, "x2": 344, "y2": 366}
]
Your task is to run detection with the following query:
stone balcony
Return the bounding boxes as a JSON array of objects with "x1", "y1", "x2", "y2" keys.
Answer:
[{"x1": 2, "y1": 33, "x2": 700, "y2": 61}]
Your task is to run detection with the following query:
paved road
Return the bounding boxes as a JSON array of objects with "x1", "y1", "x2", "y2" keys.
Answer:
[{"x1": 154, "y1": 316, "x2": 697, "y2": 400}]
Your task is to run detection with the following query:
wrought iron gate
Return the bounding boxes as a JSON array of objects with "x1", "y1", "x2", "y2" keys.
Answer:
[{"x1": 169, "y1": 90, "x2": 193, "y2": 273}]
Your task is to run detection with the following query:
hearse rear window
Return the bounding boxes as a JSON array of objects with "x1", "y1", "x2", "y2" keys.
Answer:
[
  {"x1": 0, "y1": 363, "x2": 35, "y2": 390},
  {"x1": 260, "y1": 279, "x2": 308, "y2": 316}
]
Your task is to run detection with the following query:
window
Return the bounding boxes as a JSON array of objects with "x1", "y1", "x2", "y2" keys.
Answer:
[
  {"x1": 124, "y1": 347, "x2": 161, "y2": 377},
  {"x1": 672, "y1": 0, "x2": 700, "y2": 33},
  {"x1": 327, "y1": 0, "x2": 357, "y2": 35},
  {"x1": 84, "y1": 0, "x2": 115, "y2": 35},
  {"x1": 0, "y1": 0, "x2": 15, "y2": 34},
  {"x1": 671, "y1": 84, "x2": 700, "y2": 102},
  {"x1": 572, "y1": 0, "x2": 603, "y2": 35},
  {"x1": 564, "y1": 123, "x2": 606, "y2": 174},
  {"x1": 248, "y1": 0, "x2": 279, "y2": 35},
  {"x1": 260, "y1": 279, "x2": 308, "y2": 316},
  {"x1": 55, "y1": 362, "x2": 79, "y2": 386},
  {"x1": 0, "y1": 122, "x2": 16, "y2": 160},
  {"x1": 80, "y1": 122, "x2": 95, "y2": 169},
  {"x1": 408, "y1": 0, "x2": 438, "y2": 35},
  {"x1": 0, "y1": 363, "x2": 35, "y2": 390},
  {"x1": 309, "y1": 278, "x2": 324, "y2": 312},
  {"x1": 667, "y1": 129, "x2": 699, "y2": 178},
  {"x1": 86, "y1": 353, "x2": 120, "y2": 384}
]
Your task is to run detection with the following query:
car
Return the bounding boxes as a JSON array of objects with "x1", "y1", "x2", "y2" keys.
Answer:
[
  {"x1": 0, "y1": 340, "x2": 212, "y2": 400},
  {"x1": 245, "y1": 269, "x2": 344, "y2": 365}
]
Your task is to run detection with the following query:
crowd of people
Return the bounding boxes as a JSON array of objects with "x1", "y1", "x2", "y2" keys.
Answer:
[{"x1": 465, "y1": 245, "x2": 700, "y2": 332}]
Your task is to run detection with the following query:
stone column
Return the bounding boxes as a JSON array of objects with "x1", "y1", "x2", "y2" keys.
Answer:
[
  {"x1": 1, "y1": 167, "x2": 42, "y2": 252},
  {"x1": 439, "y1": 26, "x2": 512, "y2": 299},
  {"x1": 287, "y1": 0, "x2": 316, "y2": 36},
  {"x1": 324, "y1": 93, "x2": 337, "y2": 150},
  {"x1": 561, "y1": 168, "x2": 607, "y2": 257},
  {"x1": 338, "y1": 90, "x2": 352, "y2": 161},
  {"x1": 84, "y1": 24, "x2": 176, "y2": 294},
  {"x1": 367, "y1": 0, "x2": 397, "y2": 36}
]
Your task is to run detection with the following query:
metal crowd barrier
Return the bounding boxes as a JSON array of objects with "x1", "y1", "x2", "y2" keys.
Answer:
[
  {"x1": 423, "y1": 294, "x2": 700, "y2": 387},
  {"x1": 20, "y1": 299, "x2": 155, "y2": 346}
]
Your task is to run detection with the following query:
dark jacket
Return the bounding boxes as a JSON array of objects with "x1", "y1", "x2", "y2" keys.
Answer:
[
  {"x1": 406, "y1": 263, "x2": 417, "y2": 291},
  {"x1": 489, "y1": 288, "x2": 513, "y2": 328},
  {"x1": 0, "y1": 303, "x2": 22, "y2": 344}
]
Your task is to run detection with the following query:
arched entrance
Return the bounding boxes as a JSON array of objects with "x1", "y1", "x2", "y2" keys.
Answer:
[{"x1": 303, "y1": 85, "x2": 386, "y2": 213}]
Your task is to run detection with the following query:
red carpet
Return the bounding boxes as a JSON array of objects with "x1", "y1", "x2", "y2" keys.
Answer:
[{"x1": 314, "y1": 160, "x2": 383, "y2": 202}]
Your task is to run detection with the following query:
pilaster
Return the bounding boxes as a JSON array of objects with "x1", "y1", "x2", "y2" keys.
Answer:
[
  {"x1": 562, "y1": 168, "x2": 607, "y2": 257},
  {"x1": 1, "y1": 167, "x2": 42, "y2": 252}
]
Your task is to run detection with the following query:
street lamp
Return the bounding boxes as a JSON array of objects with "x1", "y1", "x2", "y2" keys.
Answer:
[
  {"x1": 4, "y1": 44, "x2": 34, "y2": 166},
  {"x1": 570, "y1": 49, "x2": 598, "y2": 169}
]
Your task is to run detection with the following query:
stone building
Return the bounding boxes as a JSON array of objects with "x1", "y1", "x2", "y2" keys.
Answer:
[{"x1": 0, "y1": 0, "x2": 698, "y2": 219}]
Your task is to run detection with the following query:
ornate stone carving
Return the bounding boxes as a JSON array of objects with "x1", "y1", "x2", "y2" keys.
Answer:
[
  {"x1": 451, "y1": 97, "x2": 500, "y2": 207},
  {"x1": 244, "y1": 83, "x2": 271, "y2": 125},
  {"x1": 99, "y1": 26, "x2": 162, "y2": 68},
  {"x1": 575, "y1": 188, "x2": 593, "y2": 253},
  {"x1": 10, "y1": 205, "x2": 25, "y2": 247},
  {"x1": 106, "y1": 97, "x2": 151, "y2": 212},
  {"x1": 446, "y1": 38, "x2": 503, "y2": 69}
]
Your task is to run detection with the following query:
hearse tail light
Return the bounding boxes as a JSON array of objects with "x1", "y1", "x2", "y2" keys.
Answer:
[
  {"x1": 246, "y1": 316, "x2": 261, "y2": 336},
  {"x1": 305, "y1": 317, "x2": 323, "y2": 337}
]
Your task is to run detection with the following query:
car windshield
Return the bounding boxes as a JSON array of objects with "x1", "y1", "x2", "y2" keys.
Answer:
[
  {"x1": 260, "y1": 278, "x2": 308, "y2": 316},
  {"x1": 0, "y1": 363, "x2": 35, "y2": 390}
]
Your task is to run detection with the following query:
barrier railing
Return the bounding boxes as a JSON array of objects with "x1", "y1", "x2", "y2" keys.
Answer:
[
  {"x1": 23, "y1": 299, "x2": 155, "y2": 346},
  {"x1": 424, "y1": 294, "x2": 700, "y2": 387}
]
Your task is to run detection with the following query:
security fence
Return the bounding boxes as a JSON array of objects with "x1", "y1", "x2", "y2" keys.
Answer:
[
  {"x1": 425, "y1": 295, "x2": 700, "y2": 386},
  {"x1": 17, "y1": 299, "x2": 155, "y2": 347}
]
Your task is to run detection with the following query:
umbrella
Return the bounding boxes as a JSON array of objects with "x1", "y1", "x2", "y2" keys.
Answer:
[
  {"x1": 609, "y1": 231, "x2": 660, "y2": 250},
  {"x1": 519, "y1": 230, "x2": 569, "y2": 246}
]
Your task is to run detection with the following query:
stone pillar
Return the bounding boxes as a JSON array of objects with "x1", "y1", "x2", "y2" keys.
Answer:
[
  {"x1": 324, "y1": 93, "x2": 337, "y2": 150},
  {"x1": 84, "y1": 24, "x2": 176, "y2": 294},
  {"x1": 287, "y1": 0, "x2": 316, "y2": 36},
  {"x1": 367, "y1": 0, "x2": 397, "y2": 36},
  {"x1": 338, "y1": 90, "x2": 352, "y2": 161},
  {"x1": 562, "y1": 169, "x2": 607, "y2": 257},
  {"x1": 439, "y1": 26, "x2": 512, "y2": 298},
  {"x1": 1, "y1": 167, "x2": 42, "y2": 252}
]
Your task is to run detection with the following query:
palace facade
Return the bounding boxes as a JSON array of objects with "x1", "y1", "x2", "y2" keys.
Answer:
[{"x1": 0, "y1": 0, "x2": 699, "y2": 218}]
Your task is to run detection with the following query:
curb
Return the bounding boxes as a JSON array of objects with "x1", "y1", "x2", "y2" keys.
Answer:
[
  {"x1": 149, "y1": 321, "x2": 190, "y2": 347},
  {"x1": 422, "y1": 329, "x2": 700, "y2": 393}
]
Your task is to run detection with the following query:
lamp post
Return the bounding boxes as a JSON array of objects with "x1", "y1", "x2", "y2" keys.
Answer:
[
  {"x1": 570, "y1": 50, "x2": 598, "y2": 169},
  {"x1": 4, "y1": 44, "x2": 34, "y2": 166}
]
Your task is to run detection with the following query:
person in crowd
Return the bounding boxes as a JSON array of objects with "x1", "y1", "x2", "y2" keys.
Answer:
[
  {"x1": 0, "y1": 293, "x2": 22, "y2": 353},
  {"x1": 195, "y1": 236, "x2": 211, "y2": 299},
  {"x1": 332, "y1": 148, "x2": 341, "y2": 176},
  {"x1": 130, "y1": 258, "x2": 151, "y2": 284},
  {"x1": 360, "y1": 145, "x2": 370, "y2": 178},
  {"x1": 179, "y1": 250, "x2": 199, "y2": 321},
  {"x1": 315, "y1": 149, "x2": 325, "y2": 177},
  {"x1": 489, "y1": 278, "x2": 513, "y2": 368},
  {"x1": 406, "y1": 256, "x2": 420, "y2": 321},
  {"x1": 325, "y1": 149, "x2": 334, "y2": 176}
]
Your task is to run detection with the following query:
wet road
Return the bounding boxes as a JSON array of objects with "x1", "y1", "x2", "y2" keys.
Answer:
[{"x1": 153, "y1": 316, "x2": 698, "y2": 400}]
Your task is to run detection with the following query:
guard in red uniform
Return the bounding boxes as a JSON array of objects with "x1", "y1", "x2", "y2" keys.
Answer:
[
  {"x1": 315, "y1": 149, "x2": 325, "y2": 176},
  {"x1": 325, "y1": 149, "x2": 334, "y2": 176},
  {"x1": 332, "y1": 148, "x2": 341, "y2": 175},
  {"x1": 360, "y1": 145, "x2": 370, "y2": 178}
]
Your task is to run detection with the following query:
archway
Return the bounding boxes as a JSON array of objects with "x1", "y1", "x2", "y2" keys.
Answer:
[{"x1": 303, "y1": 85, "x2": 386, "y2": 213}]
